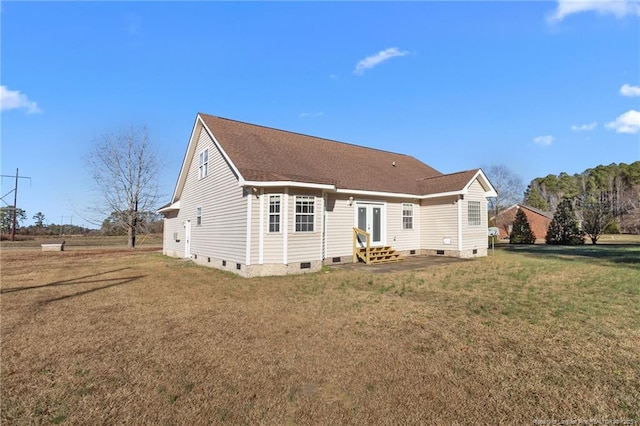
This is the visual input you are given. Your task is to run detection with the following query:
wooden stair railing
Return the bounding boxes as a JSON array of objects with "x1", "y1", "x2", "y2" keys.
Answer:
[
  {"x1": 353, "y1": 228, "x2": 404, "y2": 265},
  {"x1": 353, "y1": 227, "x2": 371, "y2": 264}
]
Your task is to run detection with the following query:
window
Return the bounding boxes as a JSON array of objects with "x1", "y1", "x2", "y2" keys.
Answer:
[
  {"x1": 198, "y1": 148, "x2": 209, "y2": 179},
  {"x1": 269, "y1": 195, "x2": 281, "y2": 233},
  {"x1": 196, "y1": 207, "x2": 202, "y2": 225},
  {"x1": 295, "y1": 196, "x2": 315, "y2": 232},
  {"x1": 468, "y1": 201, "x2": 481, "y2": 226},
  {"x1": 402, "y1": 203, "x2": 413, "y2": 229}
]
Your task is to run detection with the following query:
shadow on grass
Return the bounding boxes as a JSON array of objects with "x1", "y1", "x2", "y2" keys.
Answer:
[
  {"x1": 39, "y1": 275, "x2": 146, "y2": 305},
  {"x1": 500, "y1": 244, "x2": 640, "y2": 268},
  {"x1": 1, "y1": 268, "x2": 132, "y2": 294}
]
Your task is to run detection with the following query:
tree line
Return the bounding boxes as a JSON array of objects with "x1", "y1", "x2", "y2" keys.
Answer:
[
  {"x1": 522, "y1": 161, "x2": 640, "y2": 236},
  {"x1": 0, "y1": 207, "x2": 163, "y2": 239},
  {"x1": 496, "y1": 161, "x2": 640, "y2": 245}
]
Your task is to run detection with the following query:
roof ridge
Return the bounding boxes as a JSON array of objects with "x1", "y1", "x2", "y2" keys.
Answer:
[
  {"x1": 198, "y1": 112, "x2": 420, "y2": 159},
  {"x1": 418, "y1": 169, "x2": 478, "y2": 181}
]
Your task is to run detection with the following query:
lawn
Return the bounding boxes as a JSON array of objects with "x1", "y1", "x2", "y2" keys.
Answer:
[{"x1": 1, "y1": 243, "x2": 638, "y2": 424}]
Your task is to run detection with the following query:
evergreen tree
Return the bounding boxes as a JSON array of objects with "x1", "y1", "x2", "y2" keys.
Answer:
[
  {"x1": 545, "y1": 199, "x2": 584, "y2": 245},
  {"x1": 509, "y1": 208, "x2": 536, "y2": 244}
]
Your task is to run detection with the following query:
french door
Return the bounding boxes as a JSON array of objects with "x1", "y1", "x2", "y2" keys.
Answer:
[{"x1": 355, "y1": 202, "x2": 384, "y2": 247}]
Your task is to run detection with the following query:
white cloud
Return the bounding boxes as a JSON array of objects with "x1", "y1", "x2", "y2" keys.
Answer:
[
  {"x1": 533, "y1": 135, "x2": 554, "y2": 146},
  {"x1": 299, "y1": 112, "x2": 323, "y2": 118},
  {"x1": 0, "y1": 86, "x2": 42, "y2": 114},
  {"x1": 606, "y1": 110, "x2": 640, "y2": 133},
  {"x1": 354, "y1": 47, "x2": 409, "y2": 75},
  {"x1": 571, "y1": 122, "x2": 597, "y2": 132},
  {"x1": 620, "y1": 83, "x2": 640, "y2": 97},
  {"x1": 548, "y1": 0, "x2": 640, "y2": 22}
]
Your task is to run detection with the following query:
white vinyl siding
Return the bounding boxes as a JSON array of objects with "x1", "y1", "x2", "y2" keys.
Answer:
[
  {"x1": 420, "y1": 196, "x2": 459, "y2": 250},
  {"x1": 324, "y1": 194, "x2": 355, "y2": 259},
  {"x1": 385, "y1": 199, "x2": 420, "y2": 252},
  {"x1": 287, "y1": 190, "x2": 321, "y2": 262},
  {"x1": 462, "y1": 180, "x2": 490, "y2": 250},
  {"x1": 177, "y1": 127, "x2": 247, "y2": 263},
  {"x1": 162, "y1": 212, "x2": 182, "y2": 257},
  {"x1": 260, "y1": 190, "x2": 285, "y2": 264}
]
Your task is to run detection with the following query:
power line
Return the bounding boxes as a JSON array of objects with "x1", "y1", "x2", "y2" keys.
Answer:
[{"x1": 0, "y1": 168, "x2": 32, "y2": 241}]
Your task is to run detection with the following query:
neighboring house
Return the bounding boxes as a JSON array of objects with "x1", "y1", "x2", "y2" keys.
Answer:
[
  {"x1": 159, "y1": 113, "x2": 497, "y2": 277},
  {"x1": 492, "y1": 204, "x2": 553, "y2": 241}
]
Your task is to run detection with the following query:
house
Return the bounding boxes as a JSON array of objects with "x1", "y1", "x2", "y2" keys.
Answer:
[
  {"x1": 159, "y1": 113, "x2": 497, "y2": 277},
  {"x1": 492, "y1": 204, "x2": 553, "y2": 241}
]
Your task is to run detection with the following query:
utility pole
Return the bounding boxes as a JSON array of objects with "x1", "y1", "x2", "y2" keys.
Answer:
[
  {"x1": 12, "y1": 169, "x2": 18, "y2": 241},
  {"x1": 1, "y1": 168, "x2": 32, "y2": 241}
]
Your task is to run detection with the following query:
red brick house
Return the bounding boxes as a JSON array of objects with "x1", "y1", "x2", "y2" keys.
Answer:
[{"x1": 492, "y1": 204, "x2": 552, "y2": 241}]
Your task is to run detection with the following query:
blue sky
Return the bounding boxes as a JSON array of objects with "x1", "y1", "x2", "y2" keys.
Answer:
[{"x1": 2, "y1": 1, "x2": 639, "y2": 228}]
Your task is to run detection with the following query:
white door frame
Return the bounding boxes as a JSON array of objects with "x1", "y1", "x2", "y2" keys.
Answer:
[
  {"x1": 184, "y1": 220, "x2": 191, "y2": 258},
  {"x1": 354, "y1": 201, "x2": 386, "y2": 247}
]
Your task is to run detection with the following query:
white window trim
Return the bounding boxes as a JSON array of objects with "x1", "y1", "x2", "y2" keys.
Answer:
[
  {"x1": 294, "y1": 195, "x2": 315, "y2": 233},
  {"x1": 402, "y1": 203, "x2": 413, "y2": 230},
  {"x1": 468, "y1": 200, "x2": 481, "y2": 227},
  {"x1": 268, "y1": 194, "x2": 282, "y2": 233},
  {"x1": 196, "y1": 206, "x2": 202, "y2": 226},
  {"x1": 198, "y1": 148, "x2": 209, "y2": 180}
]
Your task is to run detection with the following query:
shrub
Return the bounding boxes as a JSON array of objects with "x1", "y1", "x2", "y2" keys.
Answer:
[
  {"x1": 509, "y1": 209, "x2": 536, "y2": 244},
  {"x1": 546, "y1": 199, "x2": 585, "y2": 245}
]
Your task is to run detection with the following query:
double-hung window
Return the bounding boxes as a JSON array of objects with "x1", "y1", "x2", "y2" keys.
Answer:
[
  {"x1": 468, "y1": 201, "x2": 481, "y2": 226},
  {"x1": 402, "y1": 203, "x2": 413, "y2": 230},
  {"x1": 198, "y1": 148, "x2": 209, "y2": 179},
  {"x1": 269, "y1": 195, "x2": 281, "y2": 233},
  {"x1": 295, "y1": 196, "x2": 315, "y2": 232}
]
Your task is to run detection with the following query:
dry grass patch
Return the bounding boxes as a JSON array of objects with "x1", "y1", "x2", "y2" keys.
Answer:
[{"x1": 1, "y1": 246, "x2": 638, "y2": 424}]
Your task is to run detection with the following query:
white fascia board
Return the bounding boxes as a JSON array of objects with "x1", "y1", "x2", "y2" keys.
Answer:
[
  {"x1": 157, "y1": 200, "x2": 181, "y2": 213},
  {"x1": 420, "y1": 190, "x2": 467, "y2": 199},
  {"x1": 336, "y1": 188, "x2": 426, "y2": 199},
  {"x1": 470, "y1": 169, "x2": 498, "y2": 197},
  {"x1": 241, "y1": 180, "x2": 336, "y2": 191},
  {"x1": 172, "y1": 114, "x2": 246, "y2": 202},
  {"x1": 171, "y1": 116, "x2": 203, "y2": 202},
  {"x1": 199, "y1": 116, "x2": 245, "y2": 182},
  {"x1": 336, "y1": 188, "x2": 467, "y2": 200}
]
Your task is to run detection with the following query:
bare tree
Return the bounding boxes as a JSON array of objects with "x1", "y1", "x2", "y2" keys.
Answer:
[
  {"x1": 88, "y1": 126, "x2": 160, "y2": 248},
  {"x1": 485, "y1": 164, "x2": 525, "y2": 219}
]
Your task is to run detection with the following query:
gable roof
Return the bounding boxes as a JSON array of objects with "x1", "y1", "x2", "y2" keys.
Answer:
[
  {"x1": 170, "y1": 113, "x2": 497, "y2": 202},
  {"x1": 493, "y1": 204, "x2": 553, "y2": 220}
]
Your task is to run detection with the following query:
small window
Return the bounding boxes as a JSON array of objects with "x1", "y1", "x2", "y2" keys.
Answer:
[
  {"x1": 468, "y1": 201, "x2": 481, "y2": 226},
  {"x1": 269, "y1": 195, "x2": 281, "y2": 233},
  {"x1": 198, "y1": 148, "x2": 209, "y2": 179},
  {"x1": 295, "y1": 196, "x2": 315, "y2": 232},
  {"x1": 402, "y1": 203, "x2": 413, "y2": 230},
  {"x1": 196, "y1": 207, "x2": 202, "y2": 225}
]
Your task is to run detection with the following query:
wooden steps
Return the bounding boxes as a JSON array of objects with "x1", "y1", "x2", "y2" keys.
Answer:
[{"x1": 356, "y1": 246, "x2": 403, "y2": 264}]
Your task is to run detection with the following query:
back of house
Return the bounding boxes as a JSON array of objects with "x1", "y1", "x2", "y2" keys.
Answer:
[{"x1": 159, "y1": 113, "x2": 497, "y2": 277}]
